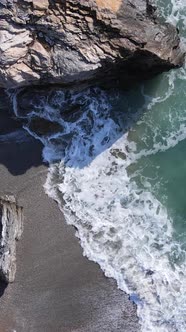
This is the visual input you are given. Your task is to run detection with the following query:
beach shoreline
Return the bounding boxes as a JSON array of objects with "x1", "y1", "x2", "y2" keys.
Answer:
[{"x1": 0, "y1": 109, "x2": 139, "y2": 332}]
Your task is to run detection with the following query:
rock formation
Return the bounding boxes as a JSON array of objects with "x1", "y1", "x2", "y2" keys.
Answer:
[
  {"x1": 0, "y1": 195, "x2": 23, "y2": 283},
  {"x1": 0, "y1": 0, "x2": 184, "y2": 89}
]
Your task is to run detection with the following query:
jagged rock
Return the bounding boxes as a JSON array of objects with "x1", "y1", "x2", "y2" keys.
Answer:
[
  {"x1": 0, "y1": 0, "x2": 184, "y2": 89},
  {"x1": 28, "y1": 117, "x2": 62, "y2": 136},
  {"x1": 0, "y1": 195, "x2": 23, "y2": 283},
  {"x1": 32, "y1": 0, "x2": 49, "y2": 11}
]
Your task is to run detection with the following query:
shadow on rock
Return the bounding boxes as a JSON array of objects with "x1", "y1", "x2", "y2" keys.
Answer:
[
  {"x1": 0, "y1": 280, "x2": 8, "y2": 298},
  {"x1": 0, "y1": 90, "x2": 44, "y2": 176}
]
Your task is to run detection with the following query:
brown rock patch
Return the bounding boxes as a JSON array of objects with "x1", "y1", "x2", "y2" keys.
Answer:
[{"x1": 96, "y1": 0, "x2": 122, "y2": 12}]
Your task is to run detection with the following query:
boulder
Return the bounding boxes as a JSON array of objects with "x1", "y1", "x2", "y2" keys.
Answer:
[
  {"x1": 0, "y1": 195, "x2": 23, "y2": 283},
  {"x1": 28, "y1": 117, "x2": 62, "y2": 136},
  {"x1": 0, "y1": 0, "x2": 184, "y2": 88}
]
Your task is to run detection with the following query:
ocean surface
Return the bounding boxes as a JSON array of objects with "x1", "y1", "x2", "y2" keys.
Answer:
[{"x1": 10, "y1": 1, "x2": 186, "y2": 331}]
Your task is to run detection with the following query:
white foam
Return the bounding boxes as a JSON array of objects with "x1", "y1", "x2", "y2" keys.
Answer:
[
  {"x1": 167, "y1": 0, "x2": 186, "y2": 27},
  {"x1": 41, "y1": 81, "x2": 186, "y2": 332},
  {"x1": 45, "y1": 138, "x2": 186, "y2": 332},
  {"x1": 154, "y1": 0, "x2": 186, "y2": 30}
]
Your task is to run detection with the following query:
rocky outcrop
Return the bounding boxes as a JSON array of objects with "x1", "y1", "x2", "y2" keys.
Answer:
[
  {"x1": 0, "y1": 0, "x2": 184, "y2": 89},
  {"x1": 0, "y1": 195, "x2": 23, "y2": 283}
]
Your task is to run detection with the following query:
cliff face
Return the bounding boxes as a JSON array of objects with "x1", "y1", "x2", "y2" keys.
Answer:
[{"x1": 0, "y1": 0, "x2": 184, "y2": 88}]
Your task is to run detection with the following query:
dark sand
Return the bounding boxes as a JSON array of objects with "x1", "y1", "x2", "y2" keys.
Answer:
[{"x1": 0, "y1": 108, "x2": 139, "y2": 332}]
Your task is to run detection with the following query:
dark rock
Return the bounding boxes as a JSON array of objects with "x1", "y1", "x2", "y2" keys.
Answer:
[
  {"x1": 28, "y1": 117, "x2": 62, "y2": 136},
  {"x1": 14, "y1": 89, "x2": 48, "y2": 117},
  {"x1": 16, "y1": 86, "x2": 89, "y2": 125}
]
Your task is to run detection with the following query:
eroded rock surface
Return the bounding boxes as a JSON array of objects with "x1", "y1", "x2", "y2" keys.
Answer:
[
  {"x1": 0, "y1": 195, "x2": 23, "y2": 283},
  {"x1": 0, "y1": 0, "x2": 184, "y2": 88}
]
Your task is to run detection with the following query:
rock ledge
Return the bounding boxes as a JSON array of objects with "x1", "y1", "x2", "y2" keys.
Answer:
[{"x1": 0, "y1": 0, "x2": 184, "y2": 88}]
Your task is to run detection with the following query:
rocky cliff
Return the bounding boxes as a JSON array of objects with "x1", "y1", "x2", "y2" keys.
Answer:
[
  {"x1": 0, "y1": 0, "x2": 184, "y2": 89},
  {"x1": 0, "y1": 195, "x2": 23, "y2": 283}
]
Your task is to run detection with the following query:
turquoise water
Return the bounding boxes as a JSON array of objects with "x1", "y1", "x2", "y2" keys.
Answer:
[
  {"x1": 127, "y1": 0, "x2": 186, "y2": 253},
  {"x1": 12, "y1": 1, "x2": 186, "y2": 331},
  {"x1": 127, "y1": 71, "x2": 186, "y2": 251}
]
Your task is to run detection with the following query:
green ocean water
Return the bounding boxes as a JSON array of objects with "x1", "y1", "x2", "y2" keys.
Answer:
[
  {"x1": 127, "y1": 70, "x2": 186, "y2": 250},
  {"x1": 107, "y1": 18, "x2": 186, "y2": 254}
]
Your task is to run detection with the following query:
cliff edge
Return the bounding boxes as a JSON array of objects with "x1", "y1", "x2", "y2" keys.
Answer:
[{"x1": 0, "y1": 0, "x2": 184, "y2": 88}]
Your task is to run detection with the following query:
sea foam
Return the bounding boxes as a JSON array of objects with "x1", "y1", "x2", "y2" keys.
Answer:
[
  {"x1": 42, "y1": 82, "x2": 186, "y2": 332},
  {"x1": 11, "y1": 66, "x2": 186, "y2": 331}
]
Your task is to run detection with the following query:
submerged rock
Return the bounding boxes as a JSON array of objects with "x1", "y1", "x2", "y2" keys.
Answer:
[
  {"x1": 0, "y1": 195, "x2": 23, "y2": 283},
  {"x1": 28, "y1": 117, "x2": 62, "y2": 136},
  {"x1": 0, "y1": 0, "x2": 184, "y2": 88}
]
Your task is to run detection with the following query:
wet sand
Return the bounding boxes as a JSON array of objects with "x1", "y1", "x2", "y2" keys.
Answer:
[{"x1": 0, "y1": 109, "x2": 139, "y2": 332}]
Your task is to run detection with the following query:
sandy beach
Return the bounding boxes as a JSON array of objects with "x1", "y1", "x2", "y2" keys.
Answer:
[{"x1": 0, "y1": 106, "x2": 139, "y2": 332}]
